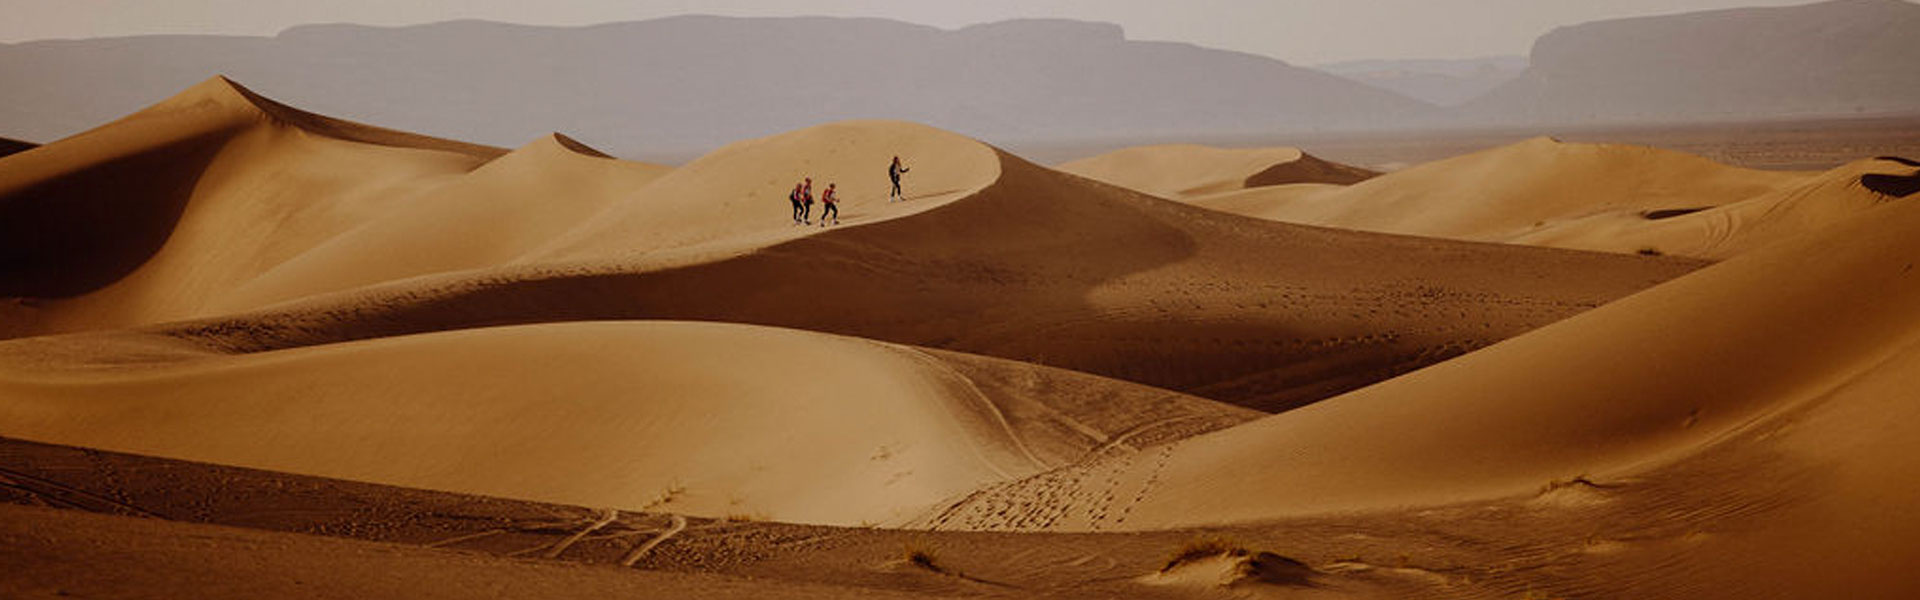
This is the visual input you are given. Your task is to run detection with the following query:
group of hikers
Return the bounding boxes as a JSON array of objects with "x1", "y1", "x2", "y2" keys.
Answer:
[
  {"x1": 787, "y1": 156, "x2": 910, "y2": 226},
  {"x1": 787, "y1": 178, "x2": 835, "y2": 226}
]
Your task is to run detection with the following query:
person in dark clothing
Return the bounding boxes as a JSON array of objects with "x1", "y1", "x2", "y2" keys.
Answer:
[
  {"x1": 800, "y1": 177, "x2": 815, "y2": 224},
  {"x1": 789, "y1": 181, "x2": 806, "y2": 224},
  {"x1": 819, "y1": 183, "x2": 840, "y2": 226},
  {"x1": 888, "y1": 156, "x2": 910, "y2": 201}
]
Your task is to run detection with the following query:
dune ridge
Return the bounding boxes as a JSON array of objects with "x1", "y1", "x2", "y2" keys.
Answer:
[
  {"x1": 1056, "y1": 143, "x2": 1375, "y2": 199},
  {"x1": 214, "y1": 76, "x2": 508, "y2": 159}
]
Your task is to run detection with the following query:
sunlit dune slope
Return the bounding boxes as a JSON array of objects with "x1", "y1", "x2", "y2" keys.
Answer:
[{"x1": 0, "y1": 320, "x2": 1255, "y2": 526}]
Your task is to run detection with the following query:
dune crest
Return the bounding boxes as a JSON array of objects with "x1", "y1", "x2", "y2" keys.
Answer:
[
  {"x1": 1057, "y1": 143, "x2": 1375, "y2": 199},
  {"x1": 528, "y1": 119, "x2": 1001, "y2": 267},
  {"x1": 548, "y1": 132, "x2": 615, "y2": 158},
  {"x1": 211, "y1": 76, "x2": 508, "y2": 159}
]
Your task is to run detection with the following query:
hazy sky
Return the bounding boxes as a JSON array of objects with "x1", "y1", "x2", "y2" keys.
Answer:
[{"x1": 2, "y1": 0, "x2": 1821, "y2": 64}]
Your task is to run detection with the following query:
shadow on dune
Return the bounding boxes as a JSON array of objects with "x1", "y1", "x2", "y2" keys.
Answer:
[
  {"x1": 1858, "y1": 169, "x2": 1920, "y2": 199},
  {"x1": 1641, "y1": 207, "x2": 1712, "y2": 220},
  {"x1": 0, "y1": 130, "x2": 235, "y2": 297},
  {"x1": 0, "y1": 137, "x2": 34, "y2": 159},
  {"x1": 1242, "y1": 152, "x2": 1377, "y2": 188}
]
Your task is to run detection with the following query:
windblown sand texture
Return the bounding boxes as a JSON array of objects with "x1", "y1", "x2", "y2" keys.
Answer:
[{"x1": 3, "y1": 76, "x2": 1918, "y2": 599}]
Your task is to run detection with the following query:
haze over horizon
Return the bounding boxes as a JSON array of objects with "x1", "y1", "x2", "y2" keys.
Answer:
[{"x1": 1, "y1": 0, "x2": 1833, "y2": 64}]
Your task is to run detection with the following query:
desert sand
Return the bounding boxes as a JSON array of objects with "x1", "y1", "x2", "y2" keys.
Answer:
[
  {"x1": 3, "y1": 76, "x2": 1919, "y2": 599},
  {"x1": 1, "y1": 78, "x2": 1701, "y2": 414}
]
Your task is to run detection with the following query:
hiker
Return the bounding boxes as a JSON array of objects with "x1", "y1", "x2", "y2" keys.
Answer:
[
  {"x1": 788, "y1": 181, "x2": 806, "y2": 224},
  {"x1": 819, "y1": 183, "x2": 840, "y2": 226},
  {"x1": 800, "y1": 177, "x2": 815, "y2": 224},
  {"x1": 888, "y1": 156, "x2": 910, "y2": 201}
]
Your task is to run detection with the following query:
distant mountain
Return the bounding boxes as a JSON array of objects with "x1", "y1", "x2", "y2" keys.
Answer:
[
  {"x1": 1316, "y1": 56, "x2": 1527, "y2": 106},
  {"x1": 5, "y1": 3, "x2": 1915, "y2": 150},
  {"x1": 0, "y1": 17, "x2": 1432, "y2": 160},
  {"x1": 1463, "y1": 0, "x2": 1920, "y2": 125}
]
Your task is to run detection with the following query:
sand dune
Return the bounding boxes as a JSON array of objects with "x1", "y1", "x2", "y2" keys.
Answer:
[
  {"x1": 1056, "y1": 143, "x2": 1375, "y2": 199},
  {"x1": 1182, "y1": 137, "x2": 1918, "y2": 259},
  {"x1": 928, "y1": 158, "x2": 1920, "y2": 544},
  {"x1": 529, "y1": 119, "x2": 1000, "y2": 266},
  {"x1": 0, "y1": 80, "x2": 1701, "y2": 411},
  {"x1": 0, "y1": 77, "x2": 507, "y2": 332},
  {"x1": 0, "y1": 320, "x2": 1253, "y2": 526}
]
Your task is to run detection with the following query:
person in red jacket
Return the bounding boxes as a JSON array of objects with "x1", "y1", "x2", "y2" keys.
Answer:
[{"x1": 819, "y1": 183, "x2": 840, "y2": 226}]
